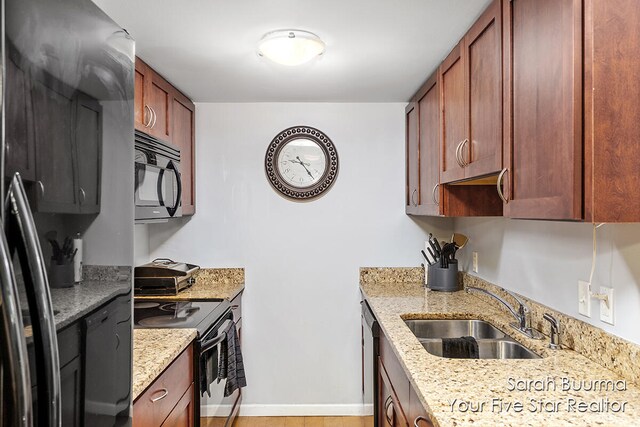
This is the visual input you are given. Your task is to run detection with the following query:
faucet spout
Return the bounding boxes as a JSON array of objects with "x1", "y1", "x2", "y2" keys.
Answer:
[{"x1": 466, "y1": 286, "x2": 542, "y2": 340}]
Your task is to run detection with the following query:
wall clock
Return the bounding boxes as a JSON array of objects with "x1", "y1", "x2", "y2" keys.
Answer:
[{"x1": 265, "y1": 126, "x2": 339, "y2": 200}]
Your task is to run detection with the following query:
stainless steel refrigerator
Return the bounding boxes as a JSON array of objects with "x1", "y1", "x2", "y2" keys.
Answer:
[{"x1": 0, "y1": 0, "x2": 135, "y2": 426}]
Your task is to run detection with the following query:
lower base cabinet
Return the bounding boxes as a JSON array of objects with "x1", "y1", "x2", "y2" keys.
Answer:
[
  {"x1": 378, "y1": 332, "x2": 434, "y2": 427},
  {"x1": 133, "y1": 345, "x2": 195, "y2": 427}
]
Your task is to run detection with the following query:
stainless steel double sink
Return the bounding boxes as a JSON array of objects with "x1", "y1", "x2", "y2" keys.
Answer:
[{"x1": 405, "y1": 319, "x2": 541, "y2": 360}]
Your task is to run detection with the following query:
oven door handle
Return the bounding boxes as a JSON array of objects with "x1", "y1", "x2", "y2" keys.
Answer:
[{"x1": 200, "y1": 319, "x2": 232, "y2": 356}]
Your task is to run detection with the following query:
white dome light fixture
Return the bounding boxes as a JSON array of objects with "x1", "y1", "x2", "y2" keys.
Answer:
[{"x1": 258, "y1": 29, "x2": 325, "y2": 66}]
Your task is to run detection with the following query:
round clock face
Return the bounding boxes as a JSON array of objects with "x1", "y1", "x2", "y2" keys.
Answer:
[{"x1": 265, "y1": 126, "x2": 339, "y2": 200}]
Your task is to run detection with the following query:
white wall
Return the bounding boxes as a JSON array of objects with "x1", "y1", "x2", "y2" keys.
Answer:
[
  {"x1": 454, "y1": 218, "x2": 640, "y2": 344},
  {"x1": 140, "y1": 103, "x2": 452, "y2": 414}
]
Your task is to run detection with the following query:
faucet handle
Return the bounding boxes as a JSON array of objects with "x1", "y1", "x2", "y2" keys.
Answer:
[{"x1": 543, "y1": 313, "x2": 561, "y2": 349}]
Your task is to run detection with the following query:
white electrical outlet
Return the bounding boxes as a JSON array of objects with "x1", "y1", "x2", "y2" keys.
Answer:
[
  {"x1": 472, "y1": 252, "x2": 478, "y2": 273},
  {"x1": 578, "y1": 280, "x2": 591, "y2": 317},
  {"x1": 600, "y1": 286, "x2": 614, "y2": 325}
]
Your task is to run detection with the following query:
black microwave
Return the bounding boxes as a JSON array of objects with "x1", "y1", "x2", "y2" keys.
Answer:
[{"x1": 134, "y1": 131, "x2": 182, "y2": 221}]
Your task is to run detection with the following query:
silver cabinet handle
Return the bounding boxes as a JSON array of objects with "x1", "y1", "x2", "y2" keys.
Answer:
[
  {"x1": 411, "y1": 189, "x2": 418, "y2": 207},
  {"x1": 384, "y1": 396, "x2": 394, "y2": 425},
  {"x1": 143, "y1": 104, "x2": 153, "y2": 127},
  {"x1": 79, "y1": 187, "x2": 86, "y2": 204},
  {"x1": 149, "y1": 107, "x2": 157, "y2": 129},
  {"x1": 6, "y1": 174, "x2": 61, "y2": 427},
  {"x1": 0, "y1": 219, "x2": 33, "y2": 427},
  {"x1": 415, "y1": 416, "x2": 432, "y2": 427},
  {"x1": 37, "y1": 180, "x2": 45, "y2": 197},
  {"x1": 150, "y1": 388, "x2": 168, "y2": 403},
  {"x1": 497, "y1": 168, "x2": 509, "y2": 204},
  {"x1": 432, "y1": 183, "x2": 439, "y2": 206},
  {"x1": 454, "y1": 140, "x2": 464, "y2": 167},
  {"x1": 460, "y1": 139, "x2": 469, "y2": 166}
]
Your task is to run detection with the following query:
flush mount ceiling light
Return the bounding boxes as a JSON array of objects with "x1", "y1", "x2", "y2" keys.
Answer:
[{"x1": 258, "y1": 29, "x2": 325, "y2": 66}]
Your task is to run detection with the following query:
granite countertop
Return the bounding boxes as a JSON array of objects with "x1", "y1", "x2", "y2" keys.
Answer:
[
  {"x1": 361, "y1": 281, "x2": 640, "y2": 426},
  {"x1": 132, "y1": 328, "x2": 197, "y2": 400},
  {"x1": 136, "y1": 268, "x2": 244, "y2": 301},
  {"x1": 51, "y1": 279, "x2": 131, "y2": 330}
]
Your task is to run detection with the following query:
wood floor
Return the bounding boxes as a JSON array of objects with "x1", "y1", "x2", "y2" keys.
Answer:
[{"x1": 203, "y1": 416, "x2": 374, "y2": 427}]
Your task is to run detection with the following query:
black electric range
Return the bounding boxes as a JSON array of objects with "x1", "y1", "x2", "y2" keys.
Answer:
[{"x1": 133, "y1": 299, "x2": 231, "y2": 336}]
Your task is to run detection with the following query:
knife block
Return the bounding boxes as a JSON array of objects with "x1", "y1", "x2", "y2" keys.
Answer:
[{"x1": 427, "y1": 262, "x2": 461, "y2": 292}]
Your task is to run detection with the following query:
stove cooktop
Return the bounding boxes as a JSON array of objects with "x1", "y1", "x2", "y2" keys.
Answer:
[{"x1": 133, "y1": 299, "x2": 230, "y2": 336}]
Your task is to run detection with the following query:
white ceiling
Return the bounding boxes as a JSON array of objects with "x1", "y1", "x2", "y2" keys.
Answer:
[{"x1": 93, "y1": 0, "x2": 491, "y2": 102}]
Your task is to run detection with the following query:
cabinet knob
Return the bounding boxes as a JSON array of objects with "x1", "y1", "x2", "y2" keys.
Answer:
[
  {"x1": 37, "y1": 181, "x2": 45, "y2": 197},
  {"x1": 384, "y1": 396, "x2": 394, "y2": 425},
  {"x1": 455, "y1": 140, "x2": 464, "y2": 167},
  {"x1": 414, "y1": 416, "x2": 433, "y2": 427},
  {"x1": 149, "y1": 107, "x2": 157, "y2": 129},
  {"x1": 497, "y1": 168, "x2": 509, "y2": 204},
  {"x1": 411, "y1": 189, "x2": 418, "y2": 207},
  {"x1": 460, "y1": 139, "x2": 469, "y2": 166},
  {"x1": 432, "y1": 183, "x2": 440, "y2": 206},
  {"x1": 150, "y1": 388, "x2": 168, "y2": 403},
  {"x1": 79, "y1": 187, "x2": 86, "y2": 204},
  {"x1": 143, "y1": 104, "x2": 153, "y2": 127}
]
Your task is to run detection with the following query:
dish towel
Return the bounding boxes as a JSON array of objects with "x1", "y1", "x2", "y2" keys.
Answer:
[
  {"x1": 200, "y1": 344, "x2": 218, "y2": 397},
  {"x1": 441, "y1": 336, "x2": 479, "y2": 359},
  {"x1": 217, "y1": 320, "x2": 247, "y2": 397}
]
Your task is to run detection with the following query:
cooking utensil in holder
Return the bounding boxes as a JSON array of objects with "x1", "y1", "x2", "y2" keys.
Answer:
[{"x1": 427, "y1": 261, "x2": 461, "y2": 292}]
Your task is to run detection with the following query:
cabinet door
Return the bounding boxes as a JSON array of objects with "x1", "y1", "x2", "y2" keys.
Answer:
[
  {"x1": 74, "y1": 94, "x2": 102, "y2": 214},
  {"x1": 147, "y1": 72, "x2": 172, "y2": 142},
  {"x1": 417, "y1": 75, "x2": 441, "y2": 216},
  {"x1": 161, "y1": 384, "x2": 195, "y2": 427},
  {"x1": 31, "y1": 78, "x2": 79, "y2": 212},
  {"x1": 439, "y1": 43, "x2": 466, "y2": 184},
  {"x1": 5, "y1": 45, "x2": 36, "y2": 181},
  {"x1": 378, "y1": 359, "x2": 408, "y2": 427},
  {"x1": 135, "y1": 58, "x2": 151, "y2": 132},
  {"x1": 408, "y1": 385, "x2": 434, "y2": 427},
  {"x1": 464, "y1": 0, "x2": 503, "y2": 178},
  {"x1": 405, "y1": 102, "x2": 419, "y2": 212},
  {"x1": 503, "y1": 0, "x2": 582, "y2": 220},
  {"x1": 171, "y1": 92, "x2": 196, "y2": 215},
  {"x1": 60, "y1": 357, "x2": 82, "y2": 427}
]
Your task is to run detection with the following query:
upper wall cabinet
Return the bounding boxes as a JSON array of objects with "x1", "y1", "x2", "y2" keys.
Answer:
[
  {"x1": 502, "y1": 0, "x2": 582, "y2": 220},
  {"x1": 440, "y1": 0, "x2": 503, "y2": 184},
  {"x1": 134, "y1": 57, "x2": 197, "y2": 216},
  {"x1": 405, "y1": 102, "x2": 419, "y2": 212},
  {"x1": 584, "y1": 0, "x2": 640, "y2": 223}
]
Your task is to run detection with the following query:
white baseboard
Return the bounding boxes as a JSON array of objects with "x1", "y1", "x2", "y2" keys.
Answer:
[{"x1": 201, "y1": 404, "x2": 374, "y2": 417}]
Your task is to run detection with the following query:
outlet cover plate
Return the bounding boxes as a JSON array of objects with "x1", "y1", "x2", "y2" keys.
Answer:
[
  {"x1": 472, "y1": 252, "x2": 478, "y2": 273},
  {"x1": 600, "y1": 286, "x2": 614, "y2": 325},
  {"x1": 578, "y1": 280, "x2": 591, "y2": 317}
]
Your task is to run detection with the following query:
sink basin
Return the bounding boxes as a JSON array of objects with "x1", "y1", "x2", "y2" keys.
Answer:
[
  {"x1": 419, "y1": 339, "x2": 541, "y2": 360},
  {"x1": 404, "y1": 319, "x2": 507, "y2": 340},
  {"x1": 405, "y1": 319, "x2": 541, "y2": 360}
]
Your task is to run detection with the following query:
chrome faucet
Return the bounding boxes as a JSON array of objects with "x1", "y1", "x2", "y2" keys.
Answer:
[
  {"x1": 543, "y1": 313, "x2": 561, "y2": 349},
  {"x1": 466, "y1": 286, "x2": 543, "y2": 339}
]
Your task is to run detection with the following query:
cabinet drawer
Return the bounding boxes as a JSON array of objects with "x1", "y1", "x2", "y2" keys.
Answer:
[
  {"x1": 380, "y1": 333, "x2": 410, "y2": 416},
  {"x1": 134, "y1": 345, "x2": 193, "y2": 427}
]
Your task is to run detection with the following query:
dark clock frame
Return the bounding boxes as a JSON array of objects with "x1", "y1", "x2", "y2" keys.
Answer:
[{"x1": 265, "y1": 126, "x2": 339, "y2": 200}]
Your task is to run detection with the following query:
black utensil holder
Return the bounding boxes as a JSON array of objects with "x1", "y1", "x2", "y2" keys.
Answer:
[
  {"x1": 49, "y1": 263, "x2": 75, "y2": 288},
  {"x1": 427, "y1": 262, "x2": 461, "y2": 292}
]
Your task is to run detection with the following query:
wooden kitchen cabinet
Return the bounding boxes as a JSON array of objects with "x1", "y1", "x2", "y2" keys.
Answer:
[
  {"x1": 584, "y1": 0, "x2": 640, "y2": 222},
  {"x1": 502, "y1": 0, "x2": 583, "y2": 220},
  {"x1": 135, "y1": 57, "x2": 197, "y2": 216},
  {"x1": 405, "y1": 102, "x2": 419, "y2": 212},
  {"x1": 416, "y1": 74, "x2": 441, "y2": 216},
  {"x1": 171, "y1": 91, "x2": 196, "y2": 215},
  {"x1": 133, "y1": 345, "x2": 194, "y2": 427}
]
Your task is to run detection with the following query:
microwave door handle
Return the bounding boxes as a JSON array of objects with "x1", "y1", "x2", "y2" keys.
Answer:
[
  {"x1": 166, "y1": 161, "x2": 182, "y2": 216},
  {"x1": 0, "y1": 222, "x2": 33, "y2": 427},
  {"x1": 5, "y1": 173, "x2": 61, "y2": 427},
  {"x1": 157, "y1": 168, "x2": 166, "y2": 206}
]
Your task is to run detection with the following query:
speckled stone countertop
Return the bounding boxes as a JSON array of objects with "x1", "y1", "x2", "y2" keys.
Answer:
[
  {"x1": 133, "y1": 328, "x2": 197, "y2": 400},
  {"x1": 361, "y1": 275, "x2": 640, "y2": 426},
  {"x1": 136, "y1": 268, "x2": 244, "y2": 301}
]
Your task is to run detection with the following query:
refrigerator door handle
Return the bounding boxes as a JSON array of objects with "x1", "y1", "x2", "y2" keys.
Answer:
[
  {"x1": 5, "y1": 173, "x2": 61, "y2": 427},
  {"x1": 0, "y1": 221, "x2": 33, "y2": 427}
]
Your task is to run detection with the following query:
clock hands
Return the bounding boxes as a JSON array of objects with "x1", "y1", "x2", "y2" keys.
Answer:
[{"x1": 296, "y1": 156, "x2": 315, "y2": 179}]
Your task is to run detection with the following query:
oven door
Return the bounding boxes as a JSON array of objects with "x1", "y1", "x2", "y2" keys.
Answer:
[
  {"x1": 134, "y1": 148, "x2": 182, "y2": 220},
  {"x1": 198, "y1": 313, "x2": 240, "y2": 427}
]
